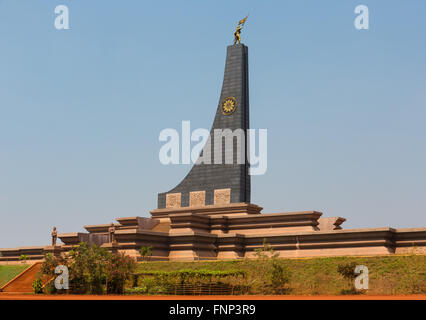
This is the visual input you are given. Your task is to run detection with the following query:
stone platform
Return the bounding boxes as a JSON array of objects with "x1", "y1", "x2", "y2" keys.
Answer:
[{"x1": 1, "y1": 203, "x2": 425, "y2": 263}]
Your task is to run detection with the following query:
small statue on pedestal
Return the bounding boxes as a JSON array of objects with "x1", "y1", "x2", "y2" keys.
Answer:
[
  {"x1": 51, "y1": 226, "x2": 57, "y2": 246},
  {"x1": 234, "y1": 16, "x2": 248, "y2": 45},
  {"x1": 108, "y1": 223, "x2": 116, "y2": 244}
]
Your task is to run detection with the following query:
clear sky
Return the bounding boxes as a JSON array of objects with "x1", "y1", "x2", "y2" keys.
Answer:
[{"x1": 1, "y1": 0, "x2": 425, "y2": 247}]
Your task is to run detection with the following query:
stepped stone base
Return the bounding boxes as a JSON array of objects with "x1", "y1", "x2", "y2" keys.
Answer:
[{"x1": 1, "y1": 203, "x2": 425, "y2": 262}]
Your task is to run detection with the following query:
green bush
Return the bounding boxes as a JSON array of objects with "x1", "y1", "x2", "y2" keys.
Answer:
[
  {"x1": 125, "y1": 286, "x2": 147, "y2": 295},
  {"x1": 269, "y1": 262, "x2": 291, "y2": 294},
  {"x1": 43, "y1": 281, "x2": 57, "y2": 295},
  {"x1": 39, "y1": 243, "x2": 136, "y2": 294},
  {"x1": 133, "y1": 255, "x2": 425, "y2": 295},
  {"x1": 337, "y1": 262, "x2": 358, "y2": 280},
  {"x1": 135, "y1": 269, "x2": 245, "y2": 284},
  {"x1": 105, "y1": 252, "x2": 136, "y2": 294},
  {"x1": 19, "y1": 254, "x2": 29, "y2": 262},
  {"x1": 32, "y1": 278, "x2": 43, "y2": 294},
  {"x1": 250, "y1": 239, "x2": 292, "y2": 294},
  {"x1": 337, "y1": 262, "x2": 359, "y2": 294},
  {"x1": 130, "y1": 269, "x2": 247, "y2": 295}
]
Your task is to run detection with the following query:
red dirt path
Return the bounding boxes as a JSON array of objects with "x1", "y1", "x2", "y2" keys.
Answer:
[
  {"x1": 0, "y1": 293, "x2": 425, "y2": 300},
  {"x1": 1, "y1": 263, "x2": 42, "y2": 293}
]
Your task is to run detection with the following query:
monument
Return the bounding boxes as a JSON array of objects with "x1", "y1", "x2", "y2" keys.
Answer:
[
  {"x1": 1, "y1": 19, "x2": 425, "y2": 263},
  {"x1": 157, "y1": 17, "x2": 250, "y2": 209}
]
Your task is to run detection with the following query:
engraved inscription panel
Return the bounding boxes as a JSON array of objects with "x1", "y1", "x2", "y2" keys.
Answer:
[
  {"x1": 214, "y1": 188, "x2": 231, "y2": 205},
  {"x1": 190, "y1": 191, "x2": 206, "y2": 207},
  {"x1": 166, "y1": 193, "x2": 181, "y2": 208}
]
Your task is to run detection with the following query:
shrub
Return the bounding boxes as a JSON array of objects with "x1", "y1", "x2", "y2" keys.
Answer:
[
  {"x1": 125, "y1": 286, "x2": 147, "y2": 295},
  {"x1": 105, "y1": 252, "x2": 136, "y2": 294},
  {"x1": 337, "y1": 262, "x2": 359, "y2": 294},
  {"x1": 135, "y1": 269, "x2": 245, "y2": 283},
  {"x1": 68, "y1": 243, "x2": 110, "y2": 294},
  {"x1": 269, "y1": 262, "x2": 291, "y2": 294},
  {"x1": 32, "y1": 277, "x2": 43, "y2": 294},
  {"x1": 19, "y1": 254, "x2": 29, "y2": 263},
  {"x1": 39, "y1": 243, "x2": 136, "y2": 295},
  {"x1": 132, "y1": 269, "x2": 247, "y2": 295},
  {"x1": 254, "y1": 239, "x2": 279, "y2": 260},
  {"x1": 337, "y1": 262, "x2": 358, "y2": 280},
  {"x1": 252, "y1": 239, "x2": 291, "y2": 294}
]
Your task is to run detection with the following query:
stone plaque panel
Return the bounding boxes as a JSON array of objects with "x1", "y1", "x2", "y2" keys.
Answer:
[
  {"x1": 190, "y1": 191, "x2": 206, "y2": 207},
  {"x1": 166, "y1": 193, "x2": 181, "y2": 208},
  {"x1": 214, "y1": 188, "x2": 231, "y2": 205}
]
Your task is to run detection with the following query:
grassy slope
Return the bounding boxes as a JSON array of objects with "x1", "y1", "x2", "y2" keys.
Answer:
[
  {"x1": 135, "y1": 255, "x2": 426, "y2": 295},
  {"x1": 0, "y1": 264, "x2": 30, "y2": 287}
]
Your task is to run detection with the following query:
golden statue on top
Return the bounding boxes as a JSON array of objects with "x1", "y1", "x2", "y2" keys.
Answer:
[{"x1": 234, "y1": 16, "x2": 248, "y2": 45}]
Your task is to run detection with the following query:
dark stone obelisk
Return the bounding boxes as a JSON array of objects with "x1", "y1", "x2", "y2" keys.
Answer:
[{"x1": 157, "y1": 44, "x2": 250, "y2": 208}]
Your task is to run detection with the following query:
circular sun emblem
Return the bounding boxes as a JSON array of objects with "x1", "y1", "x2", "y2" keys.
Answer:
[{"x1": 222, "y1": 96, "x2": 237, "y2": 115}]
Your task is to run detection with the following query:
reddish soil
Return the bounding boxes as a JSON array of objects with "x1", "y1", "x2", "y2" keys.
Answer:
[{"x1": 1, "y1": 263, "x2": 42, "y2": 293}]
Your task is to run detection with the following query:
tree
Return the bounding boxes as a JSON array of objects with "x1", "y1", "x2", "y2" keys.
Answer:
[
  {"x1": 254, "y1": 239, "x2": 279, "y2": 260},
  {"x1": 252, "y1": 239, "x2": 291, "y2": 294},
  {"x1": 105, "y1": 252, "x2": 136, "y2": 294},
  {"x1": 39, "y1": 242, "x2": 136, "y2": 294}
]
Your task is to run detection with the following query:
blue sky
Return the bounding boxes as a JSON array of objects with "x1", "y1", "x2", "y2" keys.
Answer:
[{"x1": 1, "y1": 0, "x2": 425, "y2": 247}]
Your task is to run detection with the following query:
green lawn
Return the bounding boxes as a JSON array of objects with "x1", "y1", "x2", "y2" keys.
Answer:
[
  {"x1": 135, "y1": 254, "x2": 426, "y2": 295},
  {"x1": 0, "y1": 264, "x2": 30, "y2": 287}
]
